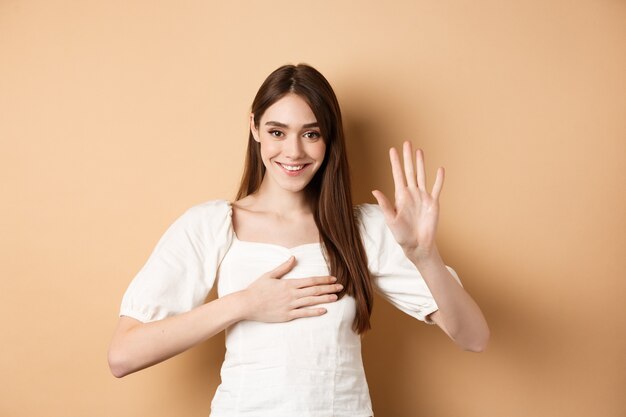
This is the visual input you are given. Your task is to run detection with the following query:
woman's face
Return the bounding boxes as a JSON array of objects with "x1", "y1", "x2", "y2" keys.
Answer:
[{"x1": 251, "y1": 93, "x2": 327, "y2": 194}]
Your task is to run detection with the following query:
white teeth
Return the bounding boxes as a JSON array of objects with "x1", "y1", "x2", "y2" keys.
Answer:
[{"x1": 280, "y1": 163, "x2": 305, "y2": 171}]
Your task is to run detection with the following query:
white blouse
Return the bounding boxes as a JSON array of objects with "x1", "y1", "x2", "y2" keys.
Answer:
[{"x1": 120, "y1": 200, "x2": 460, "y2": 417}]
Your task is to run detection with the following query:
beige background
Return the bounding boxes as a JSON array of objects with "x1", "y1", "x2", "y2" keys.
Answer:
[{"x1": 1, "y1": 1, "x2": 625, "y2": 416}]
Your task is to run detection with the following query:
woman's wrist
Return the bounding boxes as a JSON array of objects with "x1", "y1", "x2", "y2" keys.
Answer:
[
  {"x1": 403, "y1": 243, "x2": 443, "y2": 268},
  {"x1": 224, "y1": 290, "x2": 256, "y2": 323}
]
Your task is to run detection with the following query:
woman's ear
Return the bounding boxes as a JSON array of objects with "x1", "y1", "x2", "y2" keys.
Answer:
[{"x1": 250, "y1": 113, "x2": 260, "y2": 142}]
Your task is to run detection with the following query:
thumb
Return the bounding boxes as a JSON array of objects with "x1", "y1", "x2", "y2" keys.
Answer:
[
  {"x1": 371, "y1": 190, "x2": 396, "y2": 223},
  {"x1": 268, "y1": 255, "x2": 296, "y2": 279}
]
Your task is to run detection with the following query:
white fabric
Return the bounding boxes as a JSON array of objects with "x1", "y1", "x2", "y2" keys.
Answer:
[{"x1": 120, "y1": 200, "x2": 460, "y2": 417}]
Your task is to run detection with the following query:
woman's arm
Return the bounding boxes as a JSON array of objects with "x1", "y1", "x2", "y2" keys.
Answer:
[
  {"x1": 108, "y1": 291, "x2": 248, "y2": 378},
  {"x1": 406, "y1": 248, "x2": 489, "y2": 352},
  {"x1": 372, "y1": 141, "x2": 489, "y2": 352},
  {"x1": 108, "y1": 256, "x2": 342, "y2": 377}
]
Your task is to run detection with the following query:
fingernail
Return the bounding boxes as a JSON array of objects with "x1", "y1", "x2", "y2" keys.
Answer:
[
  {"x1": 331, "y1": 276, "x2": 337, "y2": 282},
  {"x1": 337, "y1": 284, "x2": 344, "y2": 290}
]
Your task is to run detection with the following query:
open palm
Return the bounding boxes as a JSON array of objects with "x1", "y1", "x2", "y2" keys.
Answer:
[{"x1": 372, "y1": 141, "x2": 444, "y2": 258}]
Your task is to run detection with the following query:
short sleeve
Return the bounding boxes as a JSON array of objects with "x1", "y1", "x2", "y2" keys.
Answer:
[
  {"x1": 358, "y1": 204, "x2": 462, "y2": 324},
  {"x1": 119, "y1": 200, "x2": 234, "y2": 323}
]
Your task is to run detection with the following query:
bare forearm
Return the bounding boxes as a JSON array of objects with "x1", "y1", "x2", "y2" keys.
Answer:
[
  {"x1": 108, "y1": 291, "x2": 249, "y2": 378},
  {"x1": 407, "y1": 247, "x2": 490, "y2": 352}
]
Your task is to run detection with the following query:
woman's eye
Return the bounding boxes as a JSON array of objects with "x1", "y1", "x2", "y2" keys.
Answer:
[
  {"x1": 304, "y1": 131, "x2": 321, "y2": 140},
  {"x1": 269, "y1": 130, "x2": 283, "y2": 137}
]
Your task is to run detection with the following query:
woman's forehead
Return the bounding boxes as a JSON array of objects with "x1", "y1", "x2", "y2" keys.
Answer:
[{"x1": 260, "y1": 94, "x2": 318, "y2": 126}]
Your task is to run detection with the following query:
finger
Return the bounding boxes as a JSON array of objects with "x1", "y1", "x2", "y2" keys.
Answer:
[
  {"x1": 295, "y1": 283, "x2": 343, "y2": 298},
  {"x1": 403, "y1": 141, "x2": 417, "y2": 188},
  {"x1": 389, "y1": 147, "x2": 406, "y2": 194},
  {"x1": 288, "y1": 307, "x2": 327, "y2": 320},
  {"x1": 291, "y1": 294, "x2": 338, "y2": 309},
  {"x1": 432, "y1": 166, "x2": 445, "y2": 200},
  {"x1": 268, "y1": 256, "x2": 296, "y2": 279},
  {"x1": 291, "y1": 275, "x2": 337, "y2": 288},
  {"x1": 371, "y1": 190, "x2": 396, "y2": 224},
  {"x1": 416, "y1": 148, "x2": 426, "y2": 190}
]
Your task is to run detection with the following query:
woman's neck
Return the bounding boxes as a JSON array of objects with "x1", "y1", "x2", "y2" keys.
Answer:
[{"x1": 247, "y1": 178, "x2": 312, "y2": 218}]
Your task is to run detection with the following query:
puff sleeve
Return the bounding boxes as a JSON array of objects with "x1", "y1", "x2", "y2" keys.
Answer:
[
  {"x1": 358, "y1": 203, "x2": 462, "y2": 323},
  {"x1": 119, "y1": 200, "x2": 234, "y2": 323}
]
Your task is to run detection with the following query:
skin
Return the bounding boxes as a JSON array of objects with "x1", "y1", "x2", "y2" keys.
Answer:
[{"x1": 108, "y1": 93, "x2": 489, "y2": 378}]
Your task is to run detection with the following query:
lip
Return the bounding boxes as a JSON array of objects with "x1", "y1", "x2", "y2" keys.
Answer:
[{"x1": 275, "y1": 161, "x2": 311, "y2": 176}]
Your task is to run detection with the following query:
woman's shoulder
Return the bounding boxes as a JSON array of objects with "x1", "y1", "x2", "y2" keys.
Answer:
[
  {"x1": 172, "y1": 199, "x2": 233, "y2": 236},
  {"x1": 183, "y1": 199, "x2": 232, "y2": 217},
  {"x1": 354, "y1": 203, "x2": 388, "y2": 244},
  {"x1": 355, "y1": 203, "x2": 385, "y2": 224},
  {"x1": 186, "y1": 199, "x2": 231, "y2": 212}
]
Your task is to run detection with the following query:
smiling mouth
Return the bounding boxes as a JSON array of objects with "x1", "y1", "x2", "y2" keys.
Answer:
[{"x1": 276, "y1": 162, "x2": 309, "y2": 173}]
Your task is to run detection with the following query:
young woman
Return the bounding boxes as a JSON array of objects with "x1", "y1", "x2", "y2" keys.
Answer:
[{"x1": 108, "y1": 64, "x2": 489, "y2": 416}]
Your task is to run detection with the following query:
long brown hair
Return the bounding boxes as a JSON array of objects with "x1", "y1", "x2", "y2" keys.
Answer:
[{"x1": 236, "y1": 64, "x2": 374, "y2": 334}]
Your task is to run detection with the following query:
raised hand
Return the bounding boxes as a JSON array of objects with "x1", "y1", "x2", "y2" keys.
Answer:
[
  {"x1": 372, "y1": 141, "x2": 444, "y2": 259},
  {"x1": 243, "y1": 256, "x2": 343, "y2": 322}
]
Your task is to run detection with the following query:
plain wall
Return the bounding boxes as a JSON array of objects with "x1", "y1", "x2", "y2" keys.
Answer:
[{"x1": 1, "y1": 1, "x2": 624, "y2": 416}]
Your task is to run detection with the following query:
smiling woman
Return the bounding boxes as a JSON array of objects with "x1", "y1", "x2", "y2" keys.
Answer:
[{"x1": 108, "y1": 64, "x2": 489, "y2": 417}]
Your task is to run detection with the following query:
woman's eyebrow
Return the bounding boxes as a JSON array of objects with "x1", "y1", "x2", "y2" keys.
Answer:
[{"x1": 265, "y1": 121, "x2": 319, "y2": 128}]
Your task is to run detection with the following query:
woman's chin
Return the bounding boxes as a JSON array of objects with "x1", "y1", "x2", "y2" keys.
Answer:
[{"x1": 273, "y1": 177, "x2": 312, "y2": 194}]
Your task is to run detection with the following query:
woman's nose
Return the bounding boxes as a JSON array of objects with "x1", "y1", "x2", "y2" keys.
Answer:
[{"x1": 284, "y1": 136, "x2": 304, "y2": 158}]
